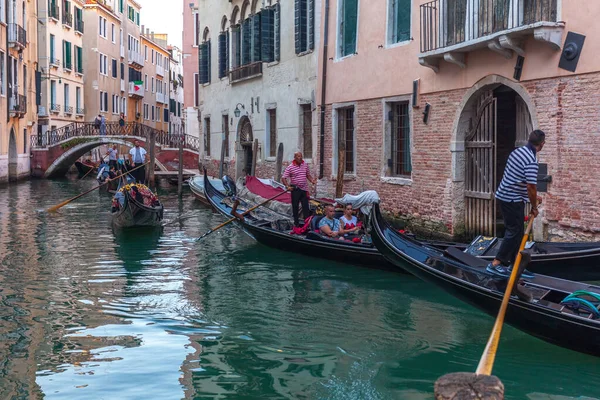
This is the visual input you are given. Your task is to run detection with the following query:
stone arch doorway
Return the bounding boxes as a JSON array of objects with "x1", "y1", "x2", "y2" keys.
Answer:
[
  {"x1": 453, "y1": 76, "x2": 537, "y2": 237},
  {"x1": 8, "y1": 128, "x2": 17, "y2": 182},
  {"x1": 236, "y1": 116, "x2": 254, "y2": 178}
]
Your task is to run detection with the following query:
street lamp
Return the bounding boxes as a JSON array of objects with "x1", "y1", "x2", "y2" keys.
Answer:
[{"x1": 234, "y1": 103, "x2": 245, "y2": 117}]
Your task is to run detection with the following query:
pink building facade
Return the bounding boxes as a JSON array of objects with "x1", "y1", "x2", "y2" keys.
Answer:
[
  {"x1": 182, "y1": 0, "x2": 200, "y2": 138},
  {"x1": 317, "y1": 0, "x2": 600, "y2": 241}
]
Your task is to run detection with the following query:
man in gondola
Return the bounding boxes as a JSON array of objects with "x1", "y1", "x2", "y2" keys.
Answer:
[
  {"x1": 128, "y1": 140, "x2": 148, "y2": 184},
  {"x1": 486, "y1": 129, "x2": 545, "y2": 278},
  {"x1": 282, "y1": 151, "x2": 317, "y2": 227}
]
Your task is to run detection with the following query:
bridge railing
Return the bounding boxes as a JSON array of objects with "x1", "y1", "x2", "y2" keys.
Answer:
[{"x1": 30, "y1": 122, "x2": 200, "y2": 152}]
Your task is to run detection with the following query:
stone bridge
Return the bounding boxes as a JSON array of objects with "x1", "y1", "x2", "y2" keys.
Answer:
[{"x1": 30, "y1": 122, "x2": 200, "y2": 178}]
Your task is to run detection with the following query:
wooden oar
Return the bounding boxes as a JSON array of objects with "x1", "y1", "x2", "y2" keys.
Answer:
[
  {"x1": 47, "y1": 162, "x2": 149, "y2": 213},
  {"x1": 197, "y1": 188, "x2": 291, "y2": 241},
  {"x1": 476, "y1": 214, "x2": 535, "y2": 376}
]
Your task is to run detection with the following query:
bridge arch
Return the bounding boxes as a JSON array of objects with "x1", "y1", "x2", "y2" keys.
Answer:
[{"x1": 44, "y1": 138, "x2": 159, "y2": 178}]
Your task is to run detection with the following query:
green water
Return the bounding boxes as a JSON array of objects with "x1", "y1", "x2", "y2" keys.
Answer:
[{"x1": 0, "y1": 179, "x2": 598, "y2": 399}]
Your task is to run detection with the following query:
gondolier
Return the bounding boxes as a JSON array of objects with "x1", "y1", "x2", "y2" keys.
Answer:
[
  {"x1": 282, "y1": 152, "x2": 317, "y2": 227},
  {"x1": 107, "y1": 145, "x2": 118, "y2": 170},
  {"x1": 486, "y1": 129, "x2": 546, "y2": 278},
  {"x1": 129, "y1": 140, "x2": 148, "y2": 184}
]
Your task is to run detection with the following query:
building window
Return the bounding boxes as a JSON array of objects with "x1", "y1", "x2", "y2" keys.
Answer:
[
  {"x1": 119, "y1": 0, "x2": 124, "y2": 13},
  {"x1": 193, "y1": 73, "x2": 199, "y2": 107},
  {"x1": 204, "y1": 117, "x2": 211, "y2": 156},
  {"x1": 64, "y1": 84, "x2": 70, "y2": 108},
  {"x1": 112, "y1": 94, "x2": 119, "y2": 114},
  {"x1": 199, "y1": 31, "x2": 211, "y2": 84},
  {"x1": 260, "y1": 4, "x2": 280, "y2": 63},
  {"x1": 50, "y1": 80, "x2": 57, "y2": 108},
  {"x1": 295, "y1": 0, "x2": 314, "y2": 54},
  {"x1": 301, "y1": 104, "x2": 312, "y2": 159},
  {"x1": 111, "y1": 23, "x2": 116, "y2": 43},
  {"x1": 99, "y1": 53, "x2": 107, "y2": 75},
  {"x1": 99, "y1": 16, "x2": 107, "y2": 38},
  {"x1": 388, "y1": 0, "x2": 410, "y2": 44},
  {"x1": 100, "y1": 91, "x2": 108, "y2": 112},
  {"x1": 63, "y1": 40, "x2": 72, "y2": 70},
  {"x1": 75, "y1": 46, "x2": 83, "y2": 73},
  {"x1": 338, "y1": 0, "x2": 359, "y2": 58},
  {"x1": 337, "y1": 107, "x2": 355, "y2": 174},
  {"x1": 156, "y1": 107, "x2": 160, "y2": 122},
  {"x1": 144, "y1": 74, "x2": 148, "y2": 89},
  {"x1": 0, "y1": 51, "x2": 5, "y2": 96},
  {"x1": 143, "y1": 103, "x2": 148, "y2": 119},
  {"x1": 268, "y1": 109, "x2": 277, "y2": 157},
  {"x1": 112, "y1": 58, "x2": 117, "y2": 78},
  {"x1": 388, "y1": 101, "x2": 412, "y2": 177},
  {"x1": 151, "y1": 77, "x2": 154, "y2": 92},
  {"x1": 122, "y1": 97, "x2": 127, "y2": 116},
  {"x1": 218, "y1": 27, "x2": 228, "y2": 77},
  {"x1": 151, "y1": 105, "x2": 155, "y2": 121},
  {"x1": 76, "y1": 86, "x2": 81, "y2": 110},
  {"x1": 194, "y1": 12, "x2": 199, "y2": 46},
  {"x1": 222, "y1": 114, "x2": 229, "y2": 158}
]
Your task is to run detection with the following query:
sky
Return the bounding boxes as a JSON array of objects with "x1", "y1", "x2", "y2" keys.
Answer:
[{"x1": 138, "y1": 0, "x2": 183, "y2": 48}]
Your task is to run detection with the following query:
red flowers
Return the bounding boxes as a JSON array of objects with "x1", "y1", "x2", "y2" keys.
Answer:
[{"x1": 524, "y1": 216, "x2": 529, "y2": 222}]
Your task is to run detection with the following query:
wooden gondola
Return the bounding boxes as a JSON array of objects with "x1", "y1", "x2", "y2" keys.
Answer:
[
  {"x1": 203, "y1": 172, "x2": 394, "y2": 270},
  {"x1": 189, "y1": 175, "x2": 225, "y2": 207},
  {"x1": 370, "y1": 203, "x2": 600, "y2": 357},
  {"x1": 74, "y1": 161, "x2": 95, "y2": 177},
  {"x1": 111, "y1": 184, "x2": 164, "y2": 229}
]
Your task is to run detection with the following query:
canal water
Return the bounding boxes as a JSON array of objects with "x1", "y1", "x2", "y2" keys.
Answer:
[{"x1": 0, "y1": 179, "x2": 598, "y2": 400}]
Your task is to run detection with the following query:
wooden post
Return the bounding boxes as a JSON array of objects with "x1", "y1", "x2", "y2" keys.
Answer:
[
  {"x1": 219, "y1": 134, "x2": 226, "y2": 178},
  {"x1": 177, "y1": 134, "x2": 184, "y2": 196},
  {"x1": 275, "y1": 142, "x2": 283, "y2": 182},
  {"x1": 335, "y1": 139, "x2": 345, "y2": 198},
  {"x1": 147, "y1": 130, "x2": 156, "y2": 185},
  {"x1": 251, "y1": 138, "x2": 258, "y2": 177},
  {"x1": 434, "y1": 373, "x2": 504, "y2": 400}
]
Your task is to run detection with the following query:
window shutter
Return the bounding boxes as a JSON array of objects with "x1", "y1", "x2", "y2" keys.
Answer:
[
  {"x1": 231, "y1": 25, "x2": 241, "y2": 69},
  {"x1": 261, "y1": 7, "x2": 274, "y2": 62},
  {"x1": 218, "y1": 32, "x2": 226, "y2": 78},
  {"x1": 308, "y1": 0, "x2": 315, "y2": 50},
  {"x1": 294, "y1": 0, "x2": 302, "y2": 54},
  {"x1": 199, "y1": 43, "x2": 208, "y2": 84},
  {"x1": 207, "y1": 40, "x2": 211, "y2": 83},
  {"x1": 274, "y1": 3, "x2": 281, "y2": 61},
  {"x1": 343, "y1": 0, "x2": 358, "y2": 56},
  {"x1": 225, "y1": 30, "x2": 230, "y2": 73},
  {"x1": 396, "y1": 0, "x2": 411, "y2": 43},
  {"x1": 251, "y1": 13, "x2": 261, "y2": 63},
  {"x1": 62, "y1": 40, "x2": 65, "y2": 68},
  {"x1": 241, "y1": 19, "x2": 251, "y2": 65}
]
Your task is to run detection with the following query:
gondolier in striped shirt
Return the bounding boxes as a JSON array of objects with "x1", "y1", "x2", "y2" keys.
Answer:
[
  {"x1": 282, "y1": 152, "x2": 317, "y2": 227},
  {"x1": 487, "y1": 129, "x2": 546, "y2": 278}
]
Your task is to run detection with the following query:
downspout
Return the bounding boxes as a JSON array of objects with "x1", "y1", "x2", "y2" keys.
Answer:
[{"x1": 318, "y1": 0, "x2": 329, "y2": 179}]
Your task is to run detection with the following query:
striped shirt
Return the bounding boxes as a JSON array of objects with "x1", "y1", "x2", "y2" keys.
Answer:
[
  {"x1": 495, "y1": 145, "x2": 538, "y2": 203},
  {"x1": 283, "y1": 161, "x2": 311, "y2": 191}
]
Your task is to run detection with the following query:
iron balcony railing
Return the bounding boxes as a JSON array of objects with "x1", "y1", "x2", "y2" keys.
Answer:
[
  {"x1": 229, "y1": 62, "x2": 262, "y2": 83},
  {"x1": 64, "y1": 106, "x2": 74, "y2": 114},
  {"x1": 76, "y1": 107, "x2": 85, "y2": 115},
  {"x1": 419, "y1": 0, "x2": 558, "y2": 53},
  {"x1": 75, "y1": 18, "x2": 84, "y2": 33},
  {"x1": 48, "y1": 2, "x2": 59, "y2": 20},
  {"x1": 50, "y1": 56, "x2": 61, "y2": 67},
  {"x1": 8, "y1": 24, "x2": 27, "y2": 49},
  {"x1": 9, "y1": 95, "x2": 27, "y2": 116},
  {"x1": 62, "y1": 12, "x2": 73, "y2": 27},
  {"x1": 50, "y1": 103, "x2": 61, "y2": 113}
]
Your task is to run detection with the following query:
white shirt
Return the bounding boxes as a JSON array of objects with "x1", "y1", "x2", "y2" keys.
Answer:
[{"x1": 129, "y1": 146, "x2": 147, "y2": 163}]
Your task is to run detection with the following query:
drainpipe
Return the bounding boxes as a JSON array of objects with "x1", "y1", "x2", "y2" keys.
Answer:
[{"x1": 318, "y1": 0, "x2": 330, "y2": 179}]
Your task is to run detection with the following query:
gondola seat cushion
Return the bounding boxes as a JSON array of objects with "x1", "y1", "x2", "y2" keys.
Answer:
[{"x1": 311, "y1": 216, "x2": 324, "y2": 232}]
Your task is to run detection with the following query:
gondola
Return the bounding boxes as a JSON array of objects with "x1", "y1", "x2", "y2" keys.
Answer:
[
  {"x1": 370, "y1": 203, "x2": 600, "y2": 357},
  {"x1": 74, "y1": 161, "x2": 95, "y2": 177},
  {"x1": 203, "y1": 172, "x2": 394, "y2": 270},
  {"x1": 111, "y1": 183, "x2": 164, "y2": 228},
  {"x1": 189, "y1": 175, "x2": 225, "y2": 207}
]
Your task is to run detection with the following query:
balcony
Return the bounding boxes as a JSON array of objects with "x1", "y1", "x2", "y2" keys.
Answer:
[
  {"x1": 62, "y1": 12, "x2": 73, "y2": 27},
  {"x1": 156, "y1": 92, "x2": 167, "y2": 104},
  {"x1": 128, "y1": 81, "x2": 144, "y2": 98},
  {"x1": 48, "y1": 2, "x2": 59, "y2": 21},
  {"x1": 76, "y1": 107, "x2": 85, "y2": 115},
  {"x1": 121, "y1": 79, "x2": 125, "y2": 92},
  {"x1": 120, "y1": 45, "x2": 125, "y2": 58},
  {"x1": 50, "y1": 57, "x2": 60, "y2": 68},
  {"x1": 65, "y1": 105, "x2": 74, "y2": 115},
  {"x1": 156, "y1": 64, "x2": 165, "y2": 77},
  {"x1": 229, "y1": 62, "x2": 262, "y2": 84},
  {"x1": 128, "y1": 49, "x2": 144, "y2": 68},
  {"x1": 8, "y1": 24, "x2": 27, "y2": 49},
  {"x1": 9, "y1": 95, "x2": 27, "y2": 117},
  {"x1": 50, "y1": 103, "x2": 61, "y2": 113},
  {"x1": 75, "y1": 19, "x2": 84, "y2": 34},
  {"x1": 419, "y1": 0, "x2": 563, "y2": 71}
]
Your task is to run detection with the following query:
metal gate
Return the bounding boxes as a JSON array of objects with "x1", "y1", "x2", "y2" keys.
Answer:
[{"x1": 465, "y1": 92, "x2": 497, "y2": 237}]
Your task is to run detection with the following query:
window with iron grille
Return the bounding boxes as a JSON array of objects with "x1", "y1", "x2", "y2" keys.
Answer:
[
  {"x1": 268, "y1": 109, "x2": 277, "y2": 157},
  {"x1": 337, "y1": 107, "x2": 355, "y2": 174},
  {"x1": 223, "y1": 114, "x2": 229, "y2": 158},
  {"x1": 301, "y1": 104, "x2": 312, "y2": 159},
  {"x1": 295, "y1": 0, "x2": 314, "y2": 54},
  {"x1": 389, "y1": 101, "x2": 412, "y2": 177},
  {"x1": 204, "y1": 117, "x2": 211, "y2": 156}
]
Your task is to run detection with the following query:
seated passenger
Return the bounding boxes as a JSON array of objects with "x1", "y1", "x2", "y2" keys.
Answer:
[
  {"x1": 318, "y1": 205, "x2": 341, "y2": 238},
  {"x1": 339, "y1": 204, "x2": 362, "y2": 235}
]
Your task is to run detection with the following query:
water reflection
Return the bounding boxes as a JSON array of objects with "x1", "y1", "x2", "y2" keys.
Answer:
[{"x1": 0, "y1": 180, "x2": 598, "y2": 399}]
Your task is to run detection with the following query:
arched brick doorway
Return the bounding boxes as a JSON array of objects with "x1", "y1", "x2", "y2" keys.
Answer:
[{"x1": 236, "y1": 116, "x2": 253, "y2": 178}]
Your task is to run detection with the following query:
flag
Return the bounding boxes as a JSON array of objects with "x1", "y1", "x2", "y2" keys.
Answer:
[{"x1": 133, "y1": 81, "x2": 143, "y2": 92}]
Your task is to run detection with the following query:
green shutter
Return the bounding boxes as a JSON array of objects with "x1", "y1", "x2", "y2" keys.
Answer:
[
  {"x1": 199, "y1": 42, "x2": 210, "y2": 84},
  {"x1": 308, "y1": 0, "x2": 315, "y2": 50},
  {"x1": 218, "y1": 32, "x2": 227, "y2": 78},
  {"x1": 62, "y1": 40, "x2": 66, "y2": 68},
  {"x1": 396, "y1": 0, "x2": 411, "y2": 43},
  {"x1": 294, "y1": 0, "x2": 306, "y2": 54},
  {"x1": 251, "y1": 13, "x2": 261, "y2": 63},
  {"x1": 231, "y1": 25, "x2": 241, "y2": 68},
  {"x1": 241, "y1": 19, "x2": 251, "y2": 65},
  {"x1": 274, "y1": 3, "x2": 281, "y2": 61},
  {"x1": 261, "y1": 7, "x2": 274, "y2": 62},
  {"x1": 342, "y1": 0, "x2": 358, "y2": 56}
]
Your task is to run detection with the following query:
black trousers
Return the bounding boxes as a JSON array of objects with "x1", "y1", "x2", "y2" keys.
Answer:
[
  {"x1": 496, "y1": 200, "x2": 525, "y2": 266},
  {"x1": 108, "y1": 160, "x2": 117, "y2": 170},
  {"x1": 291, "y1": 188, "x2": 310, "y2": 226},
  {"x1": 134, "y1": 162, "x2": 146, "y2": 184}
]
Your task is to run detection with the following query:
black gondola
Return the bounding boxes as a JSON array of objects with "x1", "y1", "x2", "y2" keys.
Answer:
[
  {"x1": 74, "y1": 161, "x2": 95, "y2": 177},
  {"x1": 370, "y1": 203, "x2": 600, "y2": 357},
  {"x1": 203, "y1": 172, "x2": 394, "y2": 269},
  {"x1": 111, "y1": 184, "x2": 164, "y2": 229}
]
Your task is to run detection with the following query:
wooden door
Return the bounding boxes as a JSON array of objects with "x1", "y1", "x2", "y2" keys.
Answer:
[{"x1": 465, "y1": 92, "x2": 497, "y2": 237}]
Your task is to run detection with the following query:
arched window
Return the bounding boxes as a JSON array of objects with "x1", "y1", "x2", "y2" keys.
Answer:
[
  {"x1": 230, "y1": 6, "x2": 241, "y2": 69},
  {"x1": 199, "y1": 27, "x2": 211, "y2": 84},
  {"x1": 218, "y1": 16, "x2": 229, "y2": 79}
]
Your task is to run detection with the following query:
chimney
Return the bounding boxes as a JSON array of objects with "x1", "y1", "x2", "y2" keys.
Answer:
[
  {"x1": 141, "y1": 25, "x2": 145, "y2": 35},
  {"x1": 151, "y1": 32, "x2": 155, "y2": 41}
]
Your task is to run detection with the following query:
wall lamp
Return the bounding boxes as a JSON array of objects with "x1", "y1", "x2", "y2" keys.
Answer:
[{"x1": 234, "y1": 103, "x2": 245, "y2": 117}]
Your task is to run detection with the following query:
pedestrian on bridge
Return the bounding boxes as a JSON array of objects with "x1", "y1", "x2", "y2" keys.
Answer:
[
  {"x1": 99, "y1": 114, "x2": 107, "y2": 136},
  {"x1": 119, "y1": 113, "x2": 125, "y2": 134},
  {"x1": 129, "y1": 140, "x2": 148, "y2": 184}
]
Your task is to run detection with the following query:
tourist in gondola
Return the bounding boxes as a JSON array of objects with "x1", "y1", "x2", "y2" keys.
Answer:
[
  {"x1": 338, "y1": 204, "x2": 362, "y2": 237},
  {"x1": 318, "y1": 205, "x2": 341, "y2": 238},
  {"x1": 486, "y1": 129, "x2": 545, "y2": 278},
  {"x1": 128, "y1": 140, "x2": 148, "y2": 184},
  {"x1": 282, "y1": 151, "x2": 317, "y2": 227}
]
